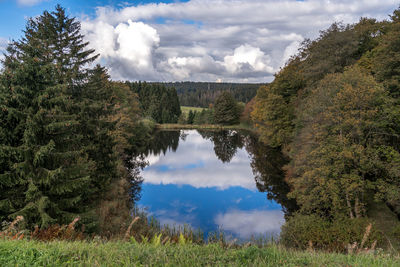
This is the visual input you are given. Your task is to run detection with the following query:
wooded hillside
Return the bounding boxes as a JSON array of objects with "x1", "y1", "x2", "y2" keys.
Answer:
[
  {"x1": 160, "y1": 82, "x2": 263, "y2": 107},
  {"x1": 251, "y1": 11, "x2": 400, "y2": 234}
]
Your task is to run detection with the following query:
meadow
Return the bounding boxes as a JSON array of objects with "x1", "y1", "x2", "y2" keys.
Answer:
[{"x1": 1, "y1": 239, "x2": 399, "y2": 267}]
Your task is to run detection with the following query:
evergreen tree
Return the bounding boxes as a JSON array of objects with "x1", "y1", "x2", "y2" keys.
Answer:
[
  {"x1": 128, "y1": 82, "x2": 181, "y2": 123},
  {"x1": 0, "y1": 5, "x2": 109, "y2": 227},
  {"x1": 213, "y1": 92, "x2": 240, "y2": 125},
  {"x1": 187, "y1": 110, "x2": 195, "y2": 124},
  {"x1": 0, "y1": 61, "x2": 26, "y2": 222},
  {"x1": 81, "y1": 65, "x2": 118, "y2": 204}
]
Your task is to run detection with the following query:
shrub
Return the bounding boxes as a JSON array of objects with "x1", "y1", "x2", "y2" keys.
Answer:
[{"x1": 280, "y1": 214, "x2": 382, "y2": 252}]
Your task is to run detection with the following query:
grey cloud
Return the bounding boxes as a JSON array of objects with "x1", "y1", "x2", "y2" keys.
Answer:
[{"x1": 81, "y1": 0, "x2": 398, "y2": 82}]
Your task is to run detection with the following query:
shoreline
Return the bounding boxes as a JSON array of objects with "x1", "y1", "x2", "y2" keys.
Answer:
[{"x1": 155, "y1": 123, "x2": 256, "y2": 132}]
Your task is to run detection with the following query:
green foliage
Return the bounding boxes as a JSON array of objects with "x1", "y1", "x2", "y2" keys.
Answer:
[
  {"x1": 361, "y1": 15, "x2": 400, "y2": 99},
  {"x1": 252, "y1": 85, "x2": 296, "y2": 147},
  {"x1": 193, "y1": 109, "x2": 214, "y2": 125},
  {"x1": 213, "y1": 92, "x2": 241, "y2": 125},
  {"x1": 288, "y1": 67, "x2": 400, "y2": 218},
  {"x1": 181, "y1": 107, "x2": 215, "y2": 125},
  {"x1": 163, "y1": 81, "x2": 262, "y2": 108},
  {"x1": 281, "y1": 214, "x2": 382, "y2": 252},
  {"x1": 251, "y1": 8, "x2": 400, "y2": 223},
  {"x1": 128, "y1": 82, "x2": 181, "y2": 123},
  {"x1": 251, "y1": 58, "x2": 304, "y2": 147},
  {"x1": 0, "y1": 5, "x2": 147, "y2": 232},
  {"x1": 187, "y1": 110, "x2": 195, "y2": 124},
  {"x1": 0, "y1": 5, "x2": 101, "y2": 227}
]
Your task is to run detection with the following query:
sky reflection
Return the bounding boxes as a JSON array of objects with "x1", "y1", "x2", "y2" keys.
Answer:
[
  {"x1": 142, "y1": 130, "x2": 256, "y2": 190},
  {"x1": 138, "y1": 130, "x2": 285, "y2": 239}
]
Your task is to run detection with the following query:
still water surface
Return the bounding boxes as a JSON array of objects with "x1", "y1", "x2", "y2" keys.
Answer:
[{"x1": 137, "y1": 130, "x2": 296, "y2": 239}]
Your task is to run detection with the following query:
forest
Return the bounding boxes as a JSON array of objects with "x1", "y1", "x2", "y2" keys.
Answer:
[
  {"x1": 127, "y1": 81, "x2": 181, "y2": 123},
  {"x1": 251, "y1": 10, "x2": 400, "y2": 249},
  {"x1": 161, "y1": 81, "x2": 262, "y2": 107}
]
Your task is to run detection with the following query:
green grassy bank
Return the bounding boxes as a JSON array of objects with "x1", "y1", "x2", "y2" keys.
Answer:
[
  {"x1": 181, "y1": 106, "x2": 207, "y2": 115},
  {"x1": 0, "y1": 240, "x2": 399, "y2": 267}
]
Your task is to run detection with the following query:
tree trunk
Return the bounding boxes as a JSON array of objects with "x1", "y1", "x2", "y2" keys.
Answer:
[{"x1": 346, "y1": 192, "x2": 355, "y2": 219}]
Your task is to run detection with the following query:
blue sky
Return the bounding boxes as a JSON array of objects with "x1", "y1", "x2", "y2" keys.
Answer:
[
  {"x1": 1, "y1": 0, "x2": 399, "y2": 82},
  {"x1": 0, "y1": 1, "x2": 189, "y2": 39}
]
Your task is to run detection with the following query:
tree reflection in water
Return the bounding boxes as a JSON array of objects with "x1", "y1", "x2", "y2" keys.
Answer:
[
  {"x1": 244, "y1": 134, "x2": 298, "y2": 216},
  {"x1": 198, "y1": 130, "x2": 244, "y2": 163},
  {"x1": 137, "y1": 129, "x2": 297, "y2": 217}
]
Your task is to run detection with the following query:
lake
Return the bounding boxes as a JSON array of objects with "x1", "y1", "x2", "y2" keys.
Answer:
[{"x1": 136, "y1": 129, "x2": 297, "y2": 240}]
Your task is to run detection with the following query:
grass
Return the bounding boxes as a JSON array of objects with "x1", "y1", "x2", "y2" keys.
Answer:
[
  {"x1": 0, "y1": 239, "x2": 399, "y2": 266},
  {"x1": 156, "y1": 123, "x2": 254, "y2": 131},
  {"x1": 181, "y1": 106, "x2": 207, "y2": 115}
]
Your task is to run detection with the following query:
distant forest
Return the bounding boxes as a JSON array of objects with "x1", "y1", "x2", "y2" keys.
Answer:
[{"x1": 157, "y1": 82, "x2": 264, "y2": 107}]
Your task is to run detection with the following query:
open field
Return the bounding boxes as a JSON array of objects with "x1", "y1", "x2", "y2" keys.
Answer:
[
  {"x1": 0, "y1": 240, "x2": 399, "y2": 267},
  {"x1": 156, "y1": 123, "x2": 254, "y2": 131},
  {"x1": 181, "y1": 106, "x2": 207, "y2": 115}
]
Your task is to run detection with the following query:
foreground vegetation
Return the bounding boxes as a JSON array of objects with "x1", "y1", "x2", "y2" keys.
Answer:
[{"x1": 1, "y1": 239, "x2": 399, "y2": 267}]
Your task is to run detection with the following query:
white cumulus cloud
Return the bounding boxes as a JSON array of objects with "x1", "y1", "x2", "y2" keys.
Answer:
[
  {"x1": 141, "y1": 130, "x2": 256, "y2": 190},
  {"x1": 80, "y1": 0, "x2": 399, "y2": 82},
  {"x1": 82, "y1": 20, "x2": 160, "y2": 80},
  {"x1": 224, "y1": 44, "x2": 274, "y2": 74}
]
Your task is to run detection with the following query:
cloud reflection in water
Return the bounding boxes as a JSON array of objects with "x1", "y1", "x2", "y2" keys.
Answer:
[
  {"x1": 142, "y1": 130, "x2": 256, "y2": 190},
  {"x1": 215, "y1": 209, "x2": 284, "y2": 239},
  {"x1": 138, "y1": 130, "x2": 286, "y2": 239}
]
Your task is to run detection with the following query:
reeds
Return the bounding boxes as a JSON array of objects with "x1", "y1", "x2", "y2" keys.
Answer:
[
  {"x1": 347, "y1": 223, "x2": 377, "y2": 254},
  {"x1": 124, "y1": 216, "x2": 139, "y2": 240},
  {"x1": 0, "y1": 216, "x2": 84, "y2": 241},
  {"x1": 0, "y1": 216, "x2": 25, "y2": 240}
]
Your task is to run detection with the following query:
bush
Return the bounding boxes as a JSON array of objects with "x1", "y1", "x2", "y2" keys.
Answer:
[
  {"x1": 193, "y1": 109, "x2": 214, "y2": 125},
  {"x1": 280, "y1": 214, "x2": 382, "y2": 252}
]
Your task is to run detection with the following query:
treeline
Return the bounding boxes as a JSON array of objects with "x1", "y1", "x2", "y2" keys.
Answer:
[
  {"x1": 161, "y1": 82, "x2": 263, "y2": 107},
  {"x1": 0, "y1": 6, "x2": 152, "y2": 233},
  {"x1": 127, "y1": 82, "x2": 181, "y2": 123},
  {"x1": 251, "y1": 10, "x2": 400, "y2": 249}
]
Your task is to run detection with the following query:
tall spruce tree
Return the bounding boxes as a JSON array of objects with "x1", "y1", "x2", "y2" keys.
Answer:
[
  {"x1": 81, "y1": 66, "x2": 118, "y2": 200},
  {"x1": 0, "y1": 53, "x2": 27, "y2": 222},
  {"x1": 0, "y1": 5, "x2": 113, "y2": 228}
]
